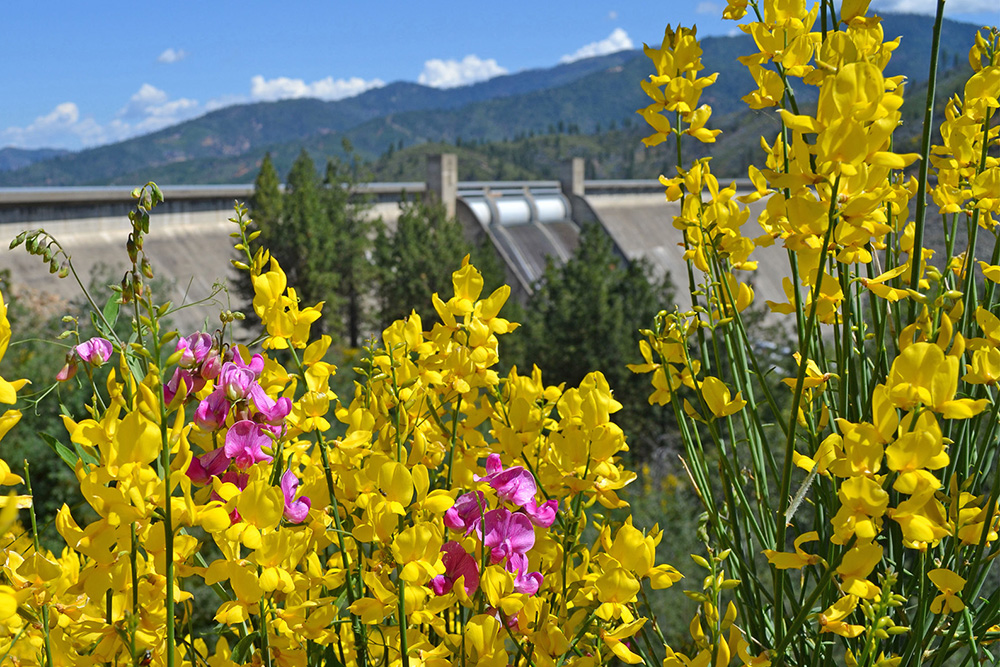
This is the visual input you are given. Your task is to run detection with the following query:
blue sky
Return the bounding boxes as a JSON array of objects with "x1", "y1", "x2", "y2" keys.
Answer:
[{"x1": 2, "y1": 0, "x2": 997, "y2": 151}]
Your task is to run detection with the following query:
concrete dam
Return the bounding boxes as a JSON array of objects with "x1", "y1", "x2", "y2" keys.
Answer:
[{"x1": 0, "y1": 155, "x2": 785, "y2": 334}]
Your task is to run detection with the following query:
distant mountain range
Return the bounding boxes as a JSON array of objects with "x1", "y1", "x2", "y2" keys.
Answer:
[
  {"x1": 0, "y1": 13, "x2": 987, "y2": 187},
  {"x1": 0, "y1": 147, "x2": 71, "y2": 172}
]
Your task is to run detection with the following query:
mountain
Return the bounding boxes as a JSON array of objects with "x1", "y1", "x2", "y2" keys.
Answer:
[
  {"x1": 0, "y1": 13, "x2": 986, "y2": 187},
  {"x1": 0, "y1": 147, "x2": 70, "y2": 172},
  {"x1": 0, "y1": 50, "x2": 639, "y2": 187}
]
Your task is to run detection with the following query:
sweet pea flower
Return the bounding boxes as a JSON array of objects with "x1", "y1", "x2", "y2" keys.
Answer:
[
  {"x1": 483, "y1": 507, "x2": 535, "y2": 565},
  {"x1": 431, "y1": 541, "x2": 480, "y2": 597},
  {"x1": 164, "y1": 368, "x2": 195, "y2": 405},
  {"x1": 58, "y1": 336, "x2": 114, "y2": 381},
  {"x1": 55, "y1": 361, "x2": 77, "y2": 382},
  {"x1": 175, "y1": 332, "x2": 213, "y2": 368},
  {"x1": 76, "y1": 337, "x2": 113, "y2": 365},
  {"x1": 255, "y1": 395, "x2": 293, "y2": 426},
  {"x1": 509, "y1": 553, "x2": 544, "y2": 595},
  {"x1": 200, "y1": 352, "x2": 222, "y2": 380},
  {"x1": 281, "y1": 470, "x2": 311, "y2": 523},
  {"x1": 186, "y1": 447, "x2": 230, "y2": 485},
  {"x1": 194, "y1": 387, "x2": 230, "y2": 430},
  {"x1": 524, "y1": 496, "x2": 559, "y2": 527},
  {"x1": 476, "y1": 453, "x2": 538, "y2": 508},
  {"x1": 444, "y1": 491, "x2": 487, "y2": 535},
  {"x1": 223, "y1": 420, "x2": 274, "y2": 470},
  {"x1": 218, "y1": 359, "x2": 286, "y2": 421},
  {"x1": 233, "y1": 352, "x2": 265, "y2": 379},
  {"x1": 219, "y1": 362, "x2": 257, "y2": 402}
]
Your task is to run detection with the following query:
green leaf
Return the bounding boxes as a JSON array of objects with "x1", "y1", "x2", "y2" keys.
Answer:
[
  {"x1": 39, "y1": 432, "x2": 81, "y2": 472},
  {"x1": 102, "y1": 293, "x2": 120, "y2": 329},
  {"x1": 124, "y1": 332, "x2": 145, "y2": 383},
  {"x1": 73, "y1": 441, "x2": 99, "y2": 467},
  {"x1": 230, "y1": 632, "x2": 259, "y2": 664}
]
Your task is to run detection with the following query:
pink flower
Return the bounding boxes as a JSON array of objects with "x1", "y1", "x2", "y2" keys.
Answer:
[
  {"x1": 444, "y1": 491, "x2": 487, "y2": 535},
  {"x1": 56, "y1": 361, "x2": 77, "y2": 382},
  {"x1": 431, "y1": 541, "x2": 480, "y2": 596},
  {"x1": 175, "y1": 333, "x2": 213, "y2": 368},
  {"x1": 57, "y1": 336, "x2": 114, "y2": 381},
  {"x1": 194, "y1": 387, "x2": 230, "y2": 430},
  {"x1": 476, "y1": 453, "x2": 538, "y2": 508},
  {"x1": 200, "y1": 352, "x2": 222, "y2": 380},
  {"x1": 219, "y1": 362, "x2": 256, "y2": 402},
  {"x1": 281, "y1": 471, "x2": 311, "y2": 523},
  {"x1": 164, "y1": 368, "x2": 194, "y2": 405},
  {"x1": 254, "y1": 395, "x2": 292, "y2": 425},
  {"x1": 507, "y1": 552, "x2": 544, "y2": 595},
  {"x1": 186, "y1": 447, "x2": 230, "y2": 485},
  {"x1": 483, "y1": 508, "x2": 534, "y2": 566},
  {"x1": 223, "y1": 420, "x2": 273, "y2": 470},
  {"x1": 75, "y1": 337, "x2": 113, "y2": 365},
  {"x1": 233, "y1": 352, "x2": 265, "y2": 378},
  {"x1": 524, "y1": 497, "x2": 559, "y2": 527}
]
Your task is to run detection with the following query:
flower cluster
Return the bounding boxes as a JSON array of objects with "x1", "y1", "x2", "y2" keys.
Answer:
[
  {"x1": 56, "y1": 335, "x2": 113, "y2": 381},
  {"x1": 0, "y1": 196, "x2": 686, "y2": 667},
  {"x1": 633, "y1": 3, "x2": 1000, "y2": 664},
  {"x1": 436, "y1": 453, "x2": 557, "y2": 602}
]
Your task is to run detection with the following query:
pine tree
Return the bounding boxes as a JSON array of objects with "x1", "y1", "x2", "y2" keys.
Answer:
[
  {"x1": 252, "y1": 152, "x2": 283, "y2": 235},
  {"x1": 374, "y1": 199, "x2": 475, "y2": 329},
  {"x1": 283, "y1": 149, "x2": 340, "y2": 329},
  {"x1": 322, "y1": 141, "x2": 384, "y2": 347},
  {"x1": 515, "y1": 223, "x2": 673, "y2": 455},
  {"x1": 236, "y1": 152, "x2": 284, "y2": 315}
]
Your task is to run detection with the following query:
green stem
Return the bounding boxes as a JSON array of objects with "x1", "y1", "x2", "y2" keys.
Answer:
[
  {"x1": 773, "y1": 176, "x2": 841, "y2": 651},
  {"x1": 258, "y1": 594, "x2": 273, "y2": 667},
  {"x1": 906, "y1": 0, "x2": 946, "y2": 307},
  {"x1": 397, "y1": 569, "x2": 409, "y2": 667},
  {"x1": 149, "y1": 310, "x2": 175, "y2": 667},
  {"x1": 772, "y1": 536, "x2": 854, "y2": 663},
  {"x1": 317, "y1": 434, "x2": 368, "y2": 667},
  {"x1": 23, "y1": 463, "x2": 53, "y2": 667}
]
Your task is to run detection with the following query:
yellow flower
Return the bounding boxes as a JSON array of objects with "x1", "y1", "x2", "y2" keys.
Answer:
[
  {"x1": 819, "y1": 595, "x2": 865, "y2": 638},
  {"x1": 764, "y1": 531, "x2": 821, "y2": 570},
  {"x1": 831, "y1": 475, "x2": 889, "y2": 544},
  {"x1": 699, "y1": 376, "x2": 747, "y2": 418},
  {"x1": 886, "y1": 342, "x2": 987, "y2": 417},
  {"x1": 595, "y1": 564, "x2": 641, "y2": 622},
  {"x1": 599, "y1": 618, "x2": 646, "y2": 665},
  {"x1": 928, "y1": 568, "x2": 966, "y2": 614},
  {"x1": 0, "y1": 288, "x2": 27, "y2": 421}
]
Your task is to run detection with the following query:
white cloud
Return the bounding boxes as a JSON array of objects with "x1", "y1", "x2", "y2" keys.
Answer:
[
  {"x1": 871, "y1": 0, "x2": 999, "y2": 12},
  {"x1": 113, "y1": 84, "x2": 200, "y2": 135},
  {"x1": 250, "y1": 75, "x2": 385, "y2": 102},
  {"x1": 560, "y1": 28, "x2": 634, "y2": 64},
  {"x1": 1, "y1": 102, "x2": 104, "y2": 149},
  {"x1": 696, "y1": 2, "x2": 721, "y2": 14},
  {"x1": 2, "y1": 71, "x2": 387, "y2": 150},
  {"x1": 1, "y1": 84, "x2": 204, "y2": 150},
  {"x1": 417, "y1": 55, "x2": 508, "y2": 88},
  {"x1": 608, "y1": 10, "x2": 618, "y2": 20},
  {"x1": 157, "y1": 47, "x2": 187, "y2": 64}
]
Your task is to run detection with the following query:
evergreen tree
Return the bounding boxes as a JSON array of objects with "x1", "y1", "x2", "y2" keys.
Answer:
[
  {"x1": 283, "y1": 149, "x2": 340, "y2": 330},
  {"x1": 322, "y1": 141, "x2": 383, "y2": 347},
  {"x1": 515, "y1": 223, "x2": 672, "y2": 455},
  {"x1": 251, "y1": 152, "x2": 283, "y2": 237},
  {"x1": 373, "y1": 199, "x2": 503, "y2": 330},
  {"x1": 236, "y1": 152, "x2": 284, "y2": 316}
]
